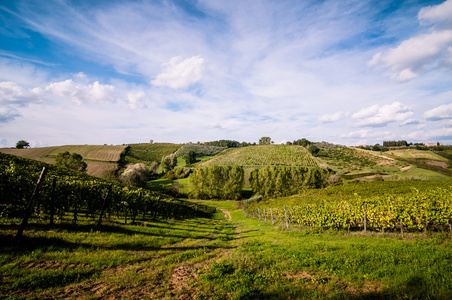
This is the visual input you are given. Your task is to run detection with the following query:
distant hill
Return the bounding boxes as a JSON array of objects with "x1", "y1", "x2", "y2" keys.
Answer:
[{"x1": 0, "y1": 145, "x2": 128, "y2": 178}]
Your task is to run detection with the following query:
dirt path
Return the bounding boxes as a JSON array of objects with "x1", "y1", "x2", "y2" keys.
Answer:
[{"x1": 219, "y1": 208, "x2": 232, "y2": 221}]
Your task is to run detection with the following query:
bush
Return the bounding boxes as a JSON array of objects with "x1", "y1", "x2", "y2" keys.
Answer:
[{"x1": 119, "y1": 163, "x2": 151, "y2": 187}]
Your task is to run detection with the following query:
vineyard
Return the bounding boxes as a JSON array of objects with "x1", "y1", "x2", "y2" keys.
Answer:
[
  {"x1": 244, "y1": 181, "x2": 452, "y2": 233},
  {"x1": 197, "y1": 145, "x2": 319, "y2": 167},
  {"x1": 124, "y1": 143, "x2": 182, "y2": 165},
  {"x1": 0, "y1": 153, "x2": 215, "y2": 228}
]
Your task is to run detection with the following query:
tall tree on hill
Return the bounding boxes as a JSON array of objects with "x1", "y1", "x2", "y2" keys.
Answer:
[
  {"x1": 16, "y1": 140, "x2": 30, "y2": 149},
  {"x1": 259, "y1": 137, "x2": 273, "y2": 145}
]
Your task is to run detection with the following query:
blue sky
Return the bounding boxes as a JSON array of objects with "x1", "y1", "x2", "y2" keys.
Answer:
[{"x1": 0, "y1": 0, "x2": 451, "y2": 147}]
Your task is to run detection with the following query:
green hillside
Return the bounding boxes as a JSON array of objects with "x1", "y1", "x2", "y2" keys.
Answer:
[
  {"x1": 197, "y1": 145, "x2": 319, "y2": 167},
  {"x1": 124, "y1": 143, "x2": 182, "y2": 164}
]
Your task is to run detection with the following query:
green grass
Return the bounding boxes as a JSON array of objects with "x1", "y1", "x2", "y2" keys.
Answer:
[{"x1": 1, "y1": 201, "x2": 451, "y2": 299}]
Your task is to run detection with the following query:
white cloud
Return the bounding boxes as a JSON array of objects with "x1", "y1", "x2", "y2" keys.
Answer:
[
  {"x1": 400, "y1": 118, "x2": 420, "y2": 126},
  {"x1": 45, "y1": 79, "x2": 117, "y2": 104},
  {"x1": 318, "y1": 111, "x2": 349, "y2": 123},
  {"x1": 152, "y1": 56, "x2": 206, "y2": 89},
  {"x1": 127, "y1": 90, "x2": 146, "y2": 110},
  {"x1": 352, "y1": 102, "x2": 413, "y2": 127},
  {"x1": 0, "y1": 81, "x2": 43, "y2": 105},
  {"x1": 418, "y1": 0, "x2": 452, "y2": 26},
  {"x1": 369, "y1": 0, "x2": 452, "y2": 81},
  {"x1": 424, "y1": 103, "x2": 452, "y2": 120}
]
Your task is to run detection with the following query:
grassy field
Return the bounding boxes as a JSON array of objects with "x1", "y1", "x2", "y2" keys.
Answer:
[
  {"x1": 1, "y1": 201, "x2": 451, "y2": 299},
  {"x1": 384, "y1": 149, "x2": 449, "y2": 162}
]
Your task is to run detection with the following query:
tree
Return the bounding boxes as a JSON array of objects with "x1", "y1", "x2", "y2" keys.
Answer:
[
  {"x1": 161, "y1": 153, "x2": 177, "y2": 172},
  {"x1": 185, "y1": 151, "x2": 197, "y2": 165},
  {"x1": 372, "y1": 144, "x2": 381, "y2": 151},
  {"x1": 259, "y1": 137, "x2": 273, "y2": 145},
  {"x1": 55, "y1": 151, "x2": 87, "y2": 172},
  {"x1": 293, "y1": 138, "x2": 311, "y2": 147},
  {"x1": 16, "y1": 140, "x2": 30, "y2": 149},
  {"x1": 308, "y1": 145, "x2": 320, "y2": 156}
]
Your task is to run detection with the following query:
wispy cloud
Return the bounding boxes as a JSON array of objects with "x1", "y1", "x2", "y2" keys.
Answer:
[
  {"x1": 352, "y1": 102, "x2": 413, "y2": 127},
  {"x1": 424, "y1": 103, "x2": 452, "y2": 121},
  {"x1": 152, "y1": 56, "x2": 206, "y2": 89},
  {"x1": 318, "y1": 111, "x2": 350, "y2": 123}
]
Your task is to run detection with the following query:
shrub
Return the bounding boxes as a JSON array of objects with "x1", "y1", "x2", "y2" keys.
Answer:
[{"x1": 119, "y1": 163, "x2": 151, "y2": 187}]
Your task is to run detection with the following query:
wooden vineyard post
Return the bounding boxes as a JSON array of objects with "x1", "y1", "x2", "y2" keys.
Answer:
[
  {"x1": 152, "y1": 196, "x2": 160, "y2": 220},
  {"x1": 49, "y1": 177, "x2": 57, "y2": 226},
  {"x1": 258, "y1": 208, "x2": 261, "y2": 220},
  {"x1": 400, "y1": 220, "x2": 404, "y2": 236},
  {"x1": 284, "y1": 205, "x2": 289, "y2": 230},
  {"x1": 449, "y1": 217, "x2": 452, "y2": 233},
  {"x1": 97, "y1": 184, "x2": 112, "y2": 227},
  {"x1": 271, "y1": 209, "x2": 274, "y2": 225},
  {"x1": 264, "y1": 208, "x2": 267, "y2": 222},
  {"x1": 16, "y1": 167, "x2": 47, "y2": 238},
  {"x1": 363, "y1": 203, "x2": 367, "y2": 233}
]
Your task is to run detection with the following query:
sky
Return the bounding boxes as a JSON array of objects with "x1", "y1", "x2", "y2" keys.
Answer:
[{"x1": 0, "y1": 0, "x2": 451, "y2": 147}]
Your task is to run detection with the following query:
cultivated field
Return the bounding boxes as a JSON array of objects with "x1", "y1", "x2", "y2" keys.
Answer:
[
  {"x1": 124, "y1": 143, "x2": 182, "y2": 164},
  {"x1": 0, "y1": 145, "x2": 127, "y2": 178},
  {"x1": 197, "y1": 145, "x2": 319, "y2": 167}
]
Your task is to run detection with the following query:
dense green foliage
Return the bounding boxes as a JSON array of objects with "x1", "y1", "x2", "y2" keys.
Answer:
[
  {"x1": 258, "y1": 136, "x2": 273, "y2": 145},
  {"x1": 55, "y1": 151, "x2": 87, "y2": 172},
  {"x1": 250, "y1": 166, "x2": 330, "y2": 198},
  {"x1": 0, "y1": 153, "x2": 214, "y2": 223},
  {"x1": 15, "y1": 140, "x2": 30, "y2": 149},
  {"x1": 383, "y1": 140, "x2": 409, "y2": 147},
  {"x1": 203, "y1": 139, "x2": 254, "y2": 148},
  {"x1": 188, "y1": 165, "x2": 244, "y2": 199},
  {"x1": 174, "y1": 143, "x2": 225, "y2": 158}
]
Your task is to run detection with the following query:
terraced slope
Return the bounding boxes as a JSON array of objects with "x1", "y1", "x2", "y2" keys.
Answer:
[{"x1": 197, "y1": 145, "x2": 319, "y2": 167}]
